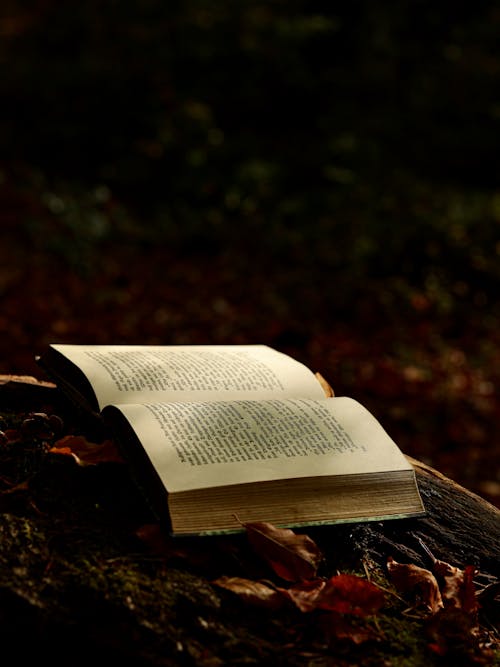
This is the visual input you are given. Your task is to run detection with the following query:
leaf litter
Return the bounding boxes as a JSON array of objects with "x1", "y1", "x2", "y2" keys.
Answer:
[
  {"x1": 2, "y1": 406, "x2": 497, "y2": 663},
  {"x1": 387, "y1": 544, "x2": 498, "y2": 663},
  {"x1": 210, "y1": 523, "x2": 499, "y2": 661},
  {"x1": 49, "y1": 435, "x2": 498, "y2": 664}
]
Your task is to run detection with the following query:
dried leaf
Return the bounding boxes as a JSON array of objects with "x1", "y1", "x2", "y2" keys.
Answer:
[
  {"x1": 282, "y1": 578, "x2": 327, "y2": 612},
  {"x1": 433, "y1": 559, "x2": 478, "y2": 614},
  {"x1": 213, "y1": 576, "x2": 287, "y2": 610},
  {"x1": 460, "y1": 566, "x2": 479, "y2": 615},
  {"x1": 315, "y1": 372, "x2": 335, "y2": 397},
  {"x1": 387, "y1": 557, "x2": 444, "y2": 614},
  {"x1": 425, "y1": 607, "x2": 484, "y2": 659},
  {"x1": 49, "y1": 435, "x2": 124, "y2": 466},
  {"x1": 284, "y1": 574, "x2": 385, "y2": 616},
  {"x1": 316, "y1": 574, "x2": 386, "y2": 616},
  {"x1": 244, "y1": 521, "x2": 323, "y2": 582}
]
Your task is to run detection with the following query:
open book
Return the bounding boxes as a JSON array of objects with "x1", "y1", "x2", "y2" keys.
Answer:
[{"x1": 37, "y1": 344, "x2": 425, "y2": 535}]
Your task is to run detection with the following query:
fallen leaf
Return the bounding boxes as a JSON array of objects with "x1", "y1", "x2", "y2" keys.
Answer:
[
  {"x1": 460, "y1": 566, "x2": 479, "y2": 616},
  {"x1": 281, "y1": 578, "x2": 327, "y2": 612},
  {"x1": 425, "y1": 607, "x2": 485, "y2": 660},
  {"x1": 285, "y1": 574, "x2": 385, "y2": 616},
  {"x1": 244, "y1": 521, "x2": 323, "y2": 582},
  {"x1": 387, "y1": 557, "x2": 444, "y2": 614},
  {"x1": 49, "y1": 435, "x2": 124, "y2": 466},
  {"x1": 213, "y1": 576, "x2": 288, "y2": 610},
  {"x1": 315, "y1": 372, "x2": 335, "y2": 397},
  {"x1": 433, "y1": 559, "x2": 478, "y2": 614},
  {"x1": 315, "y1": 574, "x2": 386, "y2": 616}
]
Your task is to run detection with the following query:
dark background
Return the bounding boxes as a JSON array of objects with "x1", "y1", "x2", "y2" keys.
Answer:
[{"x1": 1, "y1": 1, "x2": 499, "y2": 505}]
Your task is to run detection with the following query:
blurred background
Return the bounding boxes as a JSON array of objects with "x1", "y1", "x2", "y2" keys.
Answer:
[{"x1": 1, "y1": 1, "x2": 499, "y2": 505}]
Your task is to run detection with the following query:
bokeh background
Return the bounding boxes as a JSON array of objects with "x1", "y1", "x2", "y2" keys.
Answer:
[{"x1": 1, "y1": 1, "x2": 499, "y2": 505}]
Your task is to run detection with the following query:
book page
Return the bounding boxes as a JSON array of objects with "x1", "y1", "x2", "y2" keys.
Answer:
[
  {"x1": 52, "y1": 344, "x2": 326, "y2": 409},
  {"x1": 106, "y1": 396, "x2": 412, "y2": 493}
]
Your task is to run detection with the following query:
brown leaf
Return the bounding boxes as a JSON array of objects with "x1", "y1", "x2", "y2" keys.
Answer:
[
  {"x1": 425, "y1": 607, "x2": 486, "y2": 660},
  {"x1": 285, "y1": 574, "x2": 385, "y2": 616},
  {"x1": 433, "y1": 559, "x2": 478, "y2": 614},
  {"x1": 315, "y1": 372, "x2": 335, "y2": 397},
  {"x1": 316, "y1": 574, "x2": 386, "y2": 616},
  {"x1": 49, "y1": 435, "x2": 124, "y2": 466},
  {"x1": 244, "y1": 521, "x2": 323, "y2": 582},
  {"x1": 460, "y1": 566, "x2": 479, "y2": 616},
  {"x1": 281, "y1": 578, "x2": 327, "y2": 612},
  {"x1": 212, "y1": 576, "x2": 288, "y2": 610},
  {"x1": 387, "y1": 557, "x2": 444, "y2": 614}
]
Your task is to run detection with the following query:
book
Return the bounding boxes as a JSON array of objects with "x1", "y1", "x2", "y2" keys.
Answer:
[{"x1": 37, "y1": 343, "x2": 425, "y2": 535}]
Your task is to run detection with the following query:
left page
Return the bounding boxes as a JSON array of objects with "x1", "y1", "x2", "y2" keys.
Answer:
[
  {"x1": 103, "y1": 396, "x2": 414, "y2": 493},
  {"x1": 48, "y1": 344, "x2": 326, "y2": 410}
]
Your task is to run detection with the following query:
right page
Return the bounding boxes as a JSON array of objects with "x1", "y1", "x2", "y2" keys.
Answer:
[{"x1": 104, "y1": 396, "x2": 415, "y2": 494}]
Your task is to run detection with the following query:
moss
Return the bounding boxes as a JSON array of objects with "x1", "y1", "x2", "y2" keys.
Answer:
[{"x1": 1, "y1": 401, "x2": 498, "y2": 665}]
